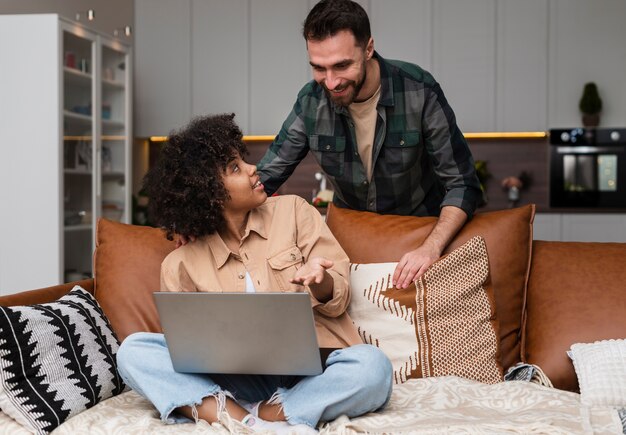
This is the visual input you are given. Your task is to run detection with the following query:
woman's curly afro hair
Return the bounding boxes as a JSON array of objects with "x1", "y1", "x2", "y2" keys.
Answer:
[{"x1": 143, "y1": 113, "x2": 248, "y2": 240}]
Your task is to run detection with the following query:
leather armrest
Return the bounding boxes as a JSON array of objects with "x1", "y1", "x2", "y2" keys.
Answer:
[{"x1": 0, "y1": 279, "x2": 94, "y2": 307}]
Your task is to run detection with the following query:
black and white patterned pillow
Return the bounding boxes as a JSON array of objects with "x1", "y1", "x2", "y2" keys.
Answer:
[{"x1": 0, "y1": 286, "x2": 125, "y2": 434}]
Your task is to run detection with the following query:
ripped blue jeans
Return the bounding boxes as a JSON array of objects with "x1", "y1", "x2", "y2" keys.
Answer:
[{"x1": 116, "y1": 332, "x2": 393, "y2": 428}]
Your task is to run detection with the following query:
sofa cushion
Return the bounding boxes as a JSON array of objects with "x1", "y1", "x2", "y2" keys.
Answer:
[
  {"x1": 94, "y1": 219, "x2": 175, "y2": 341},
  {"x1": 524, "y1": 241, "x2": 626, "y2": 392},
  {"x1": 349, "y1": 236, "x2": 502, "y2": 385},
  {"x1": 327, "y1": 204, "x2": 534, "y2": 371},
  {"x1": 0, "y1": 286, "x2": 125, "y2": 434}
]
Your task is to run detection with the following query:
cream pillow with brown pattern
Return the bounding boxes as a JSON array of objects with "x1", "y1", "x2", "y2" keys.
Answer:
[{"x1": 349, "y1": 236, "x2": 503, "y2": 385}]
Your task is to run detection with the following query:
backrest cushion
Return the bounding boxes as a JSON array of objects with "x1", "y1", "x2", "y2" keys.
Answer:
[
  {"x1": 0, "y1": 286, "x2": 125, "y2": 433},
  {"x1": 349, "y1": 236, "x2": 502, "y2": 384},
  {"x1": 0, "y1": 279, "x2": 94, "y2": 307},
  {"x1": 94, "y1": 219, "x2": 175, "y2": 341},
  {"x1": 327, "y1": 204, "x2": 534, "y2": 371},
  {"x1": 524, "y1": 241, "x2": 626, "y2": 392}
]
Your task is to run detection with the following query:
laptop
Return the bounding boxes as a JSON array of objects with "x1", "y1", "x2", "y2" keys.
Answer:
[{"x1": 153, "y1": 292, "x2": 325, "y2": 376}]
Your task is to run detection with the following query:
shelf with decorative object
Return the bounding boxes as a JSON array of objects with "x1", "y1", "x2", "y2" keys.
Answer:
[
  {"x1": 64, "y1": 224, "x2": 93, "y2": 232},
  {"x1": 102, "y1": 78, "x2": 125, "y2": 90},
  {"x1": 64, "y1": 110, "x2": 93, "y2": 123}
]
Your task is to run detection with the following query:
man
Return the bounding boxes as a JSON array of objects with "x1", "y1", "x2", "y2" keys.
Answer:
[{"x1": 257, "y1": 0, "x2": 482, "y2": 289}]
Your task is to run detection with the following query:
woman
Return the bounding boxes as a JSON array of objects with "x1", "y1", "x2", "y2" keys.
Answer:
[{"x1": 116, "y1": 114, "x2": 392, "y2": 433}]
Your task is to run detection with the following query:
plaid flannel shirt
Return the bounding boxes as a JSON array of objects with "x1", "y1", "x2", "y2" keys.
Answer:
[{"x1": 257, "y1": 52, "x2": 481, "y2": 217}]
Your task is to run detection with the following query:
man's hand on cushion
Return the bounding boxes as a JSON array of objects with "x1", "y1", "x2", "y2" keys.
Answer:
[
  {"x1": 392, "y1": 244, "x2": 440, "y2": 289},
  {"x1": 393, "y1": 206, "x2": 467, "y2": 289}
]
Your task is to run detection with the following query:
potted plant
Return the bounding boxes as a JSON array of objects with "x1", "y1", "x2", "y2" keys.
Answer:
[{"x1": 579, "y1": 82, "x2": 602, "y2": 128}]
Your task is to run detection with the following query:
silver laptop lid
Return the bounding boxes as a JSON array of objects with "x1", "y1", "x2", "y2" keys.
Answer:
[{"x1": 153, "y1": 292, "x2": 323, "y2": 376}]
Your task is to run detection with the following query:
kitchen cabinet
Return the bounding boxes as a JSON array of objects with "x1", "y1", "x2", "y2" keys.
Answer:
[
  {"x1": 134, "y1": 0, "x2": 190, "y2": 137},
  {"x1": 495, "y1": 0, "x2": 548, "y2": 132},
  {"x1": 370, "y1": 0, "x2": 432, "y2": 71},
  {"x1": 248, "y1": 0, "x2": 310, "y2": 134},
  {"x1": 534, "y1": 213, "x2": 626, "y2": 242},
  {"x1": 431, "y1": 0, "x2": 550, "y2": 132},
  {"x1": 548, "y1": 0, "x2": 626, "y2": 128},
  {"x1": 135, "y1": 0, "x2": 310, "y2": 137},
  {"x1": 432, "y1": 0, "x2": 497, "y2": 132},
  {"x1": 132, "y1": 0, "x2": 626, "y2": 136},
  {"x1": 190, "y1": 0, "x2": 249, "y2": 132},
  {"x1": 0, "y1": 14, "x2": 132, "y2": 295}
]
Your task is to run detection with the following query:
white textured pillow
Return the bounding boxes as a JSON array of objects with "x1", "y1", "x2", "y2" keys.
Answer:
[{"x1": 569, "y1": 339, "x2": 626, "y2": 407}]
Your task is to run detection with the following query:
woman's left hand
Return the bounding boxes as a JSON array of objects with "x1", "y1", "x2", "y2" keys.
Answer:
[{"x1": 290, "y1": 257, "x2": 334, "y2": 287}]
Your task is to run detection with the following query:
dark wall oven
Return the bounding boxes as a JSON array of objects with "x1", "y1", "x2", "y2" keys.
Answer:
[{"x1": 550, "y1": 128, "x2": 626, "y2": 208}]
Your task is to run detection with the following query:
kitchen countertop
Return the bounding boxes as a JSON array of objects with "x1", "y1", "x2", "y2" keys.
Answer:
[
  {"x1": 534, "y1": 206, "x2": 626, "y2": 214},
  {"x1": 479, "y1": 202, "x2": 626, "y2": 214}
]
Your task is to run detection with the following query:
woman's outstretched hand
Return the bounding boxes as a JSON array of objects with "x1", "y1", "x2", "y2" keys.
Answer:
[
  {"x1": 290, "y1": 257, "x2": 334, "y2": 302},
  {"x1": 291, "y1": 257, "x2": 333, "y2": 286}
]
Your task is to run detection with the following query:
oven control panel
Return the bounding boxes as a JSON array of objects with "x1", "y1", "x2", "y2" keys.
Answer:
[{"x1": 550, "y1": 128, "x2": 626, "y2": 145}]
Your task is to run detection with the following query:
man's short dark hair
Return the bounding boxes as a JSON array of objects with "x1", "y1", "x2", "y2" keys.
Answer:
[
  {"x1": 143, "y1": 113, "x2": 247, "y2": 240},
  {"x1": 303, "y1": 0, "x2": 371, "y2": 48}
]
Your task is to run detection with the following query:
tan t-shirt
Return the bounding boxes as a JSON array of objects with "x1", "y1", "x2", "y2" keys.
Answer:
[
  {"x1": 160, "y1": 195, "x2": 362, "y2": 349},
  {"x1": 348, "y1": 85, "x2": 381, "y2": 181}
]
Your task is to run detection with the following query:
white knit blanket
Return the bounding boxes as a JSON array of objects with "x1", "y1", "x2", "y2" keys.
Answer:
[{"x1": 0, "y1": 376, "x2": 622, "y2": 434}]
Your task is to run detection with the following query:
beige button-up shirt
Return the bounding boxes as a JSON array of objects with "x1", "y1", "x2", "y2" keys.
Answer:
[{"x1": 160, "y1": 195, "x2": 362, "y2": 349}]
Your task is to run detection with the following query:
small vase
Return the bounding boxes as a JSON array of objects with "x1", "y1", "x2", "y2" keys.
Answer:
[{"x1": 582, "y1": 113, "x2": 600, "y2": 128}]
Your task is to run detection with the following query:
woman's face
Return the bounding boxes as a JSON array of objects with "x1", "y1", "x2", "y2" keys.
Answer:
[{"x1": 222, "y1": 155, "x2": 267, "y2": 214}]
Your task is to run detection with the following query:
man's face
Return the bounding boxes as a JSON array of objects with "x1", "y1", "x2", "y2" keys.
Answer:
[{"x1": 307, "y1": 30, "x2": 371, "y2": 107}]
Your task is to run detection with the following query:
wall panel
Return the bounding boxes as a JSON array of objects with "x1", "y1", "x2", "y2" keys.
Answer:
[
  {"x1": 191, "y1": 0, "x2": 249, "y2": 131},
  {"x1": 432, "y1": 0, "x2": 497, "y2": 132},
  {"x1": 370, "y1": 0, "x2": 432, "y2": 71},
  {"x1": 135, "y1": 0, "x2": 190, "y2": 136},
  {"x1": 549, "y1": 0, "x2": 626, "y2": 128},
  {"x1": 132, "y1": 1, "x2": 626, "y2": 135},
  {"x1": 496, "y1": 0, "x2": 548, "y2": 131},
  {"x1": 249, "y1": 0, "x2": 310, "y2": 135}
]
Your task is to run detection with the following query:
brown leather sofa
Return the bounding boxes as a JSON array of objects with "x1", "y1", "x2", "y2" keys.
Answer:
[
  {"x1": 1, "y1": 203, "x2": 625, "y2": 392},
  {"x1": 324, "y1": 203, "x2": 626, "y2": 392}
]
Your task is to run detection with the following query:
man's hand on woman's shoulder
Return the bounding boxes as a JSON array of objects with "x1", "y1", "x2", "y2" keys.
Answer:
[{"x1": 175, "y1": 234, "x2": 196, "y2": 249}]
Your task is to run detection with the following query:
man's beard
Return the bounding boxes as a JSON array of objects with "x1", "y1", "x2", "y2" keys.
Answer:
[{"x1": 322, "y1": 65, "x2": 367, "y2": 107}]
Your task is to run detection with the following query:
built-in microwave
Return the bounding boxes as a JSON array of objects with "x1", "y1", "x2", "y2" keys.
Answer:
[{"x1": 549, "y1": 128, "x2": 626, "y2": 208}]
